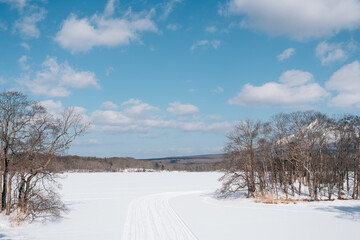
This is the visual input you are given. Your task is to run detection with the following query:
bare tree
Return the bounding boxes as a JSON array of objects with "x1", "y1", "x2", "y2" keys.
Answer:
[
  {"x1": 219, "y1": 119, "x2": 262, "y2": 197},
  {"x1": 0, "y1": 91, "x2": 40, "y2": 213},
  {"x1": 219, "y1": 111, "x2": 360, "y2": 202},
  {"x1": 0, "y1": 91, "x2": 88, "y2": 220}
]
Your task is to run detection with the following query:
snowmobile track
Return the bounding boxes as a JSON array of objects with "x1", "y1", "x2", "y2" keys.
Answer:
[{"x1": 122, "y1": 192, "x2": 199, "y2": 240}]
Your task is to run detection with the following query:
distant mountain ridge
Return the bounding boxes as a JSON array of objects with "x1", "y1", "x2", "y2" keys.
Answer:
[
  {"x1": 48, "y1": 154, "x2": 225, "y2": 172},
  {"x1": 139, "y1": 154, "x2": 225, "y2": 165}
]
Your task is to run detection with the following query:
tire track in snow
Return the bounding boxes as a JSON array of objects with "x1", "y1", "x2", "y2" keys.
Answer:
[{"x1": 121, "y1": 191, "x2": 200, "y2": 240}]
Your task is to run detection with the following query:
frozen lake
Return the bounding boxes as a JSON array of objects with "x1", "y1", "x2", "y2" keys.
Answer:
[{"x1": 1, "y1": 172, "x2": 360, "y2": 240}]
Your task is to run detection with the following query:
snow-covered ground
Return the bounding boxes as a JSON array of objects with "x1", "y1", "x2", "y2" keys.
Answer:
[{"x1": 1, "y1": 172, "x2": 360, "y2": 240}]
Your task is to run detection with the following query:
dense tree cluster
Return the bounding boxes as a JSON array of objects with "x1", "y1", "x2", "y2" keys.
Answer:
[
  {"x1": 0, "y1": 91, "x2": 87, "y2": 220},
  {"x1": 219, "y1": 111, "x2": 360, "y2": 201}
]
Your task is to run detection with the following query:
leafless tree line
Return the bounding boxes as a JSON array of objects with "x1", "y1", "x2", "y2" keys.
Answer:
[
  {"x1": 0, "y1": 91, "x2": 87, "y2": 220},
  {"x1": 47, "y1": 155, "x2": 221, "y2": 173},
  {"x1": 219, "y1": 111, "x2": 360, "y2": 201}
]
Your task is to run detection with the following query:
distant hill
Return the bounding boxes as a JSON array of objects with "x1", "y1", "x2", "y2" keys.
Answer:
[
  {"x1": 48, "y1": 154, "x2": 225, "y2": 172},
  {"x1": 139, "y1": 154, "x2": 225, "y2": 165}
]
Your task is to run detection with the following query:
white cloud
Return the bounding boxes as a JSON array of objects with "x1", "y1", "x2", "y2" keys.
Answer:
[
  {"x1": 278, "y1": 70, "x2": 313, "y2": 86},
  {"x1": 39, "y1": 100, "x2": 90, "y2": 125},
  {"x1": 55, "y1": 0, "x2": 158, "y2": 53},
  {"x1": 13, "y1": 7, "x2": 46, "y2": 38},
  {"x1": 91, "y1": 99, "x2": 231, "y2": 134},
  {"x1": 211, "y1": 86, "x2": 224, "y2": 93},
  {"x1": 20, "y1": 42, "x2": 30, "y2": 50},
  {"x1": 102, "y1": 101, "x2": 118, "y2": 110},
  {"x1": 277, "y1": 48, "x2": 295, "y2": 61},
  {"x1": 105, "y1": 66, "x2": 114, "y2": 76},
  {"x1": 92, "y1": 110, "x2": 131, "y2": 126},
  {"x1": 178, "y1": 121, "x2": 232, "y2": 132},
  {"x1": 191, "y1": 40, "x2": 221, "y2": 51},
  {"x1": 316, "y1": 41, "x2": 357, "y2": 65},
  {"x1": 0, "y1": 0, "x2": 27, "y2": 12},
  {"x1": 166, "y1": 24, "x2": 180, "y2": 31},
  {"x1": 19, "y1": 56, "x2": 100, "y2": 97},
  {"x1": 88, "y1": 138, "x2": 101, "y2": 145},
  {"x1": 0, "y1": 77, "x2": 6, "y2": 85},
  {"x1": 92, "y1": 99, "x2": 164, "y2": 133},
  {"x1": 205, "y1": 26, "x2": 217, "y2": 33},
  {"x1": 206, "y1": 115, "x2": 223, "y2": 120},
  {"x1": 326, "y1": 61, "x2": 360, "y2": 109},
  {"x1": 229, "y1": 70, "x2": 328, "y2": 108},
  {"x1": 39, "y1": 99, "x2": 64, "y2": 115},
  {"x1": 226, "y1": 0, "x2": 360, "y2": 40},
  {"x1": 122, "y1": 99, "x2": 160, "y2": 117},
  {"x1": 187, "y1": 89, "x2": 198, "y2": 92},
  {"x1": 104, "y1": 0, "x2": 117, "y2": 18},
  {"x1": 121, "y1": 98, "x2": 142, "y2": 105},
  {"x1": 18, "y1": 55, "x2": 29, "y2": 70},
  {"x1": 0, "y1": 21, "x2": 7, "y2": 31},
  {"x1": 167, "y1": 102, "x2": 199, "y2": 115},
  {"x1": 159, "y1": 0, "x2": 182, "y2": 20}
]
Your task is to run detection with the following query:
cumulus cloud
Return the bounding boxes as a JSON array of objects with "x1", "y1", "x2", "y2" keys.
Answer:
[
  {"x1": 19, "y1": 57, "x2": 99, "y2": 97},
  {"x1": 39, "y1": 99, "x2": 90, "y2": 125},
  {"x1": 13, "y1": 7, "x2": 46, "y2": 38},
  {"x1": 277, "y1": 48, "x2": 295, "y2": 61},
  {"x1": 166, "y1": 24, "x2": 180, "y2": 31},
  {"x1": 191, "y1": 40, "x2": 220, "y2": 51},
  {"x1": 167, "y1": 102, "x2": 199, "y2": 115},
  {"x1": 39, "y1": 99, "x2": 64, "y2": 115},
  {"x1": 316, "y1": 41, "x2": 357, "y2": 65},
  {"x1": 226, "y1": 0, "x2": 360, "y2": 40},
  {"x1": 326, "y1": 61, "x2": 360, "y2": 109},
  {"x1": 228, "y1": 70, "x2": 328, "y2": 108},
  {"x1": 55, "y1": 0, "x2": 158, "y2": 53},
  {"x1": 211, "y1": 86, "x2": 224, "y2": 93},
  {"x1": 122, "y1": 98, "x2": 160, "y2": 117},
  {"x1": 102, "y1": 101, "x2": 118, "y2": 110},
  {"x1": 18, "y1": 55, "x2": 29, "y2": 70},
  {"x1": 91, "y1": 99, "x2": 232, "y2": 134},
  {"x1": 92, "y1": 99, "x2": 163, "y2": 132}
]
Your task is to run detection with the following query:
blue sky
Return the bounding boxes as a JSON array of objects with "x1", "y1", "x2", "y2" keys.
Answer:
[{"x1": 1, "y1": 0, "x2": 360, "y2": 158}]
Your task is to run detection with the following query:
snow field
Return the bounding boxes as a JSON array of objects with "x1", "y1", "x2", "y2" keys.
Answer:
[
  {"x1": 122, "y1": 192, "x2": 200, "y2": 240},
  {"x1": 1, "y1": 172, "x2": 360, "y2": 240}
]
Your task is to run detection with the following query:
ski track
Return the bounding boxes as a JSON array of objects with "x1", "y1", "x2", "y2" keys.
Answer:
[{"x1": 122, "y1": 191, "x2": 200, "y2": 240}]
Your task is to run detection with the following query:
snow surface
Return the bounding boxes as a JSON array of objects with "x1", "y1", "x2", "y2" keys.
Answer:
[
  {"x1": 1, "y1": 172, "x2": 360, "y2": 240},
  {"x1": 122, "y1": 191, "x2": 199, "y2": 240}
]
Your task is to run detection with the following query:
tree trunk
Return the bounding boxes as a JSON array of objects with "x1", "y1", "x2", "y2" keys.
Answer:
[
  {"x1": 338, "y1": 173, "x2": 343, "y2": 199},
  {"x1": 328, "y1": 183, "x2": 333, "y2": 200},
  {"x1": 18, "y1": 174, "x2": 26, "y2": 211},
  {"x1": 0, "y1": 163, "x2": 2, "y2": 213},
  {"x1": 5, "y1": 172, "x2": 14, "y2": 215},
  {"x1": 2, "y1": 158, "x2": 8, "y2": 210}
]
